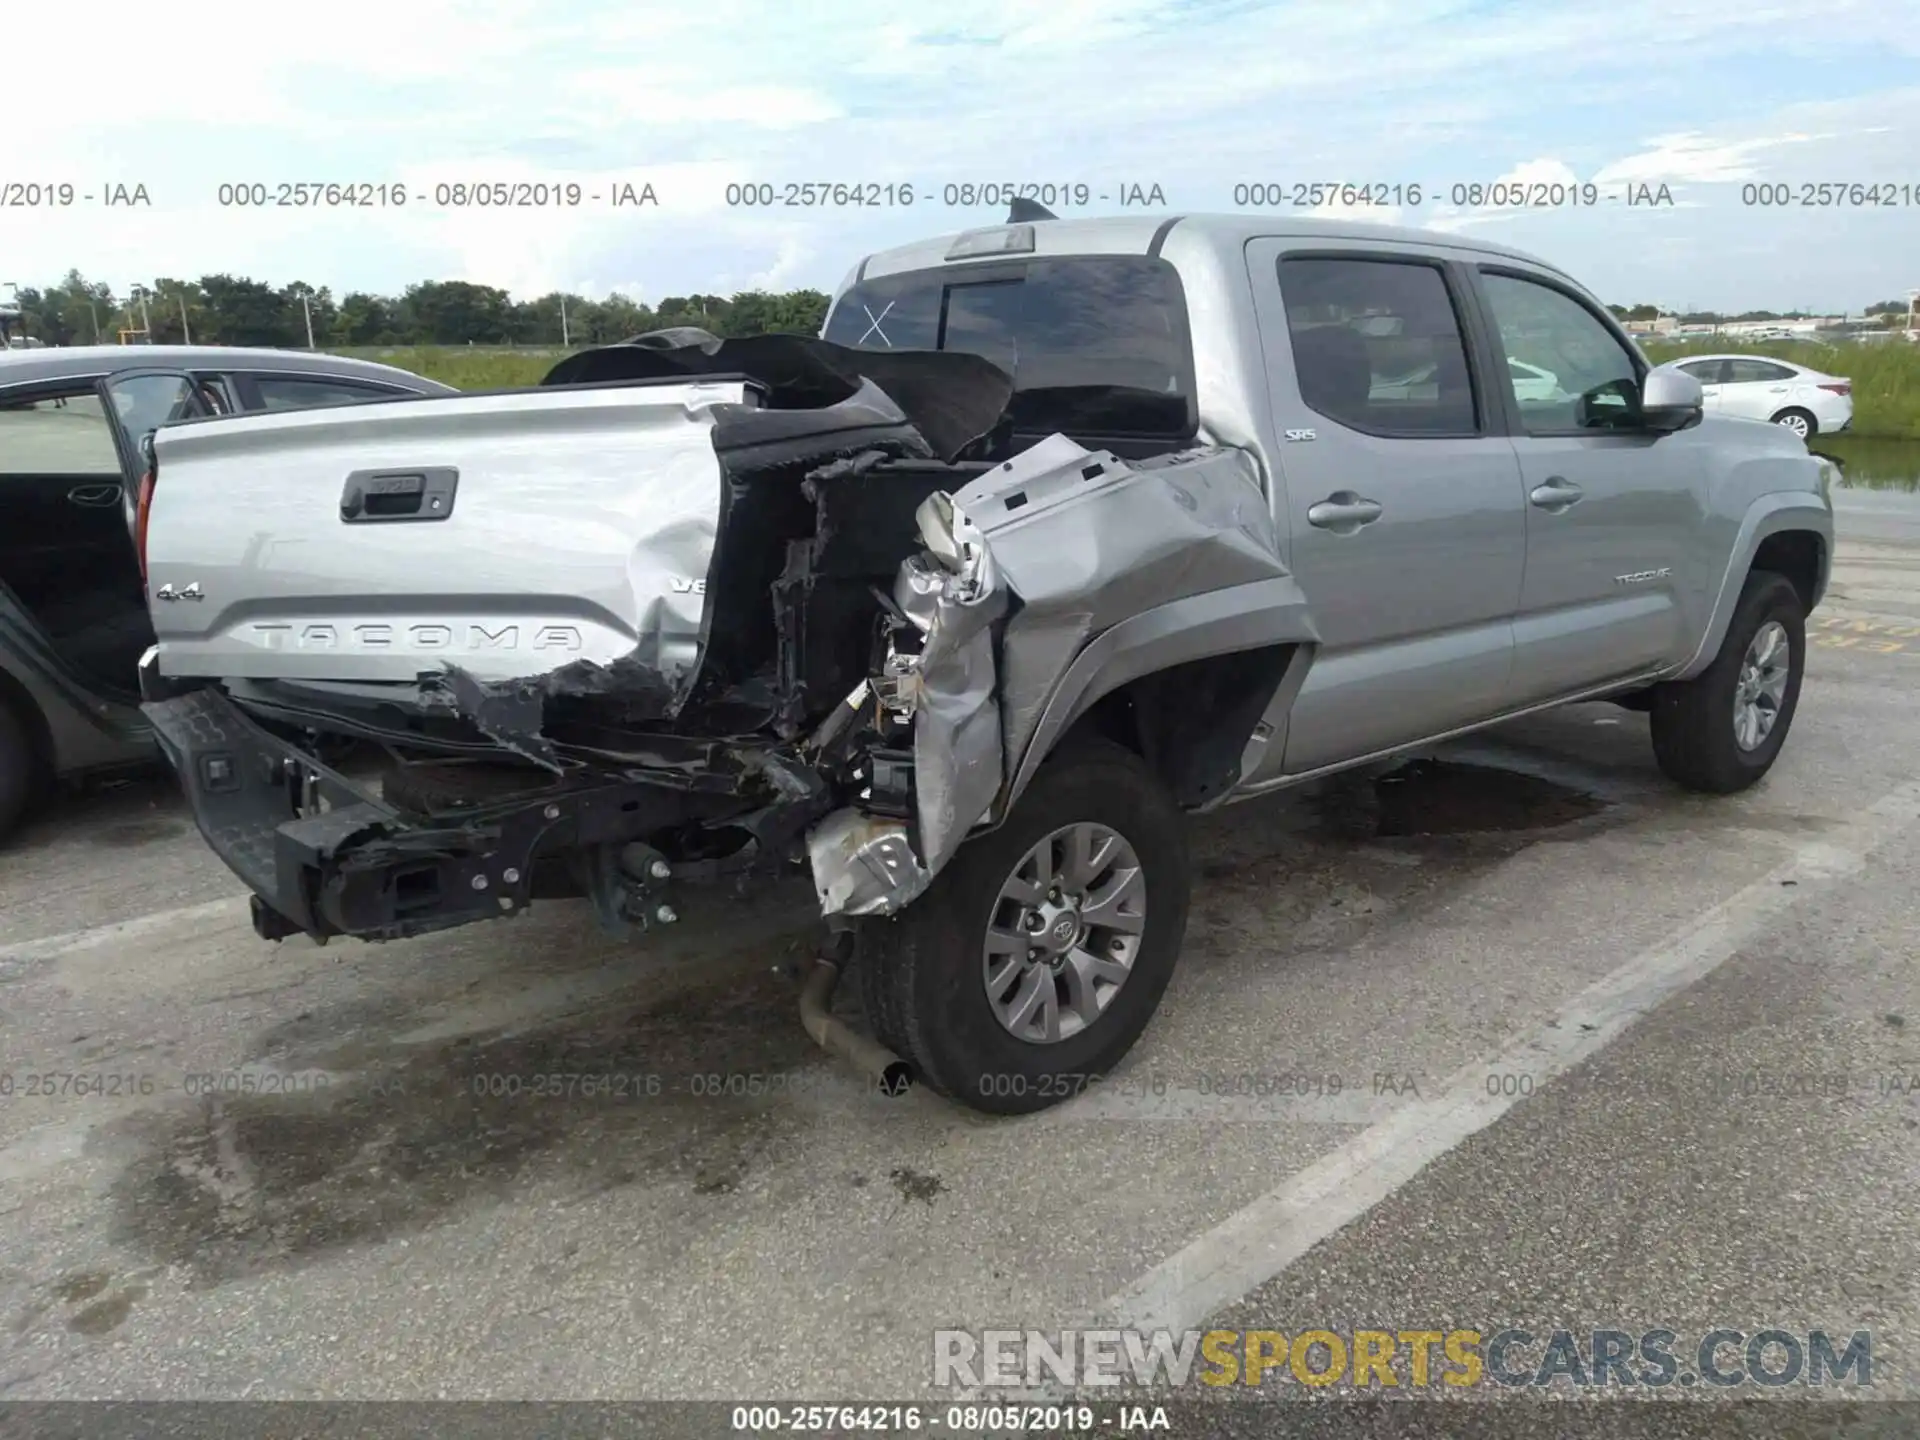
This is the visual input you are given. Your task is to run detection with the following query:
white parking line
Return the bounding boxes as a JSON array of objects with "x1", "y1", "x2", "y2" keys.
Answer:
[
  {"x1": 1101, "y1": 776, "x2": 1920, "y2": 1334},
  {"x1": 0, "y1": 896, "x2": 247, "y2": 963}
]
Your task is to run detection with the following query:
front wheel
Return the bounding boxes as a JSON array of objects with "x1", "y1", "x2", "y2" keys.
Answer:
[
  {"x1": 1650, "y1": 571, "x2": 1806, "y2": 794},
  {"x1": 857, "y1": 741, "x2": 1191, "y2": 1115}
]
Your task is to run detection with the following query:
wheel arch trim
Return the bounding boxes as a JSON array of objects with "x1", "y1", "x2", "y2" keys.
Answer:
[
  {"x1": 1671, "y1": 494, "x2": 1831, "y2": 682},
  {"x1": 1001, "y1": 576, "x2": 1321, "y2": 814}
]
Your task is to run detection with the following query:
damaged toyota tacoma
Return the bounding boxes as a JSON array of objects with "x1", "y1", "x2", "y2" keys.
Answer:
[{"x1": 135, "y1": 211, "x2": 1833, "y2": 1113}]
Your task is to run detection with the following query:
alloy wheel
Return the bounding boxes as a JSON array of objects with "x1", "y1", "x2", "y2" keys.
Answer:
[
  {"x1": 980, "y1": 822, "x2": 1147, "y2": 1044},
  {"x1": 1733, "y1": 620, "x2": 1792, "y2": 751}
]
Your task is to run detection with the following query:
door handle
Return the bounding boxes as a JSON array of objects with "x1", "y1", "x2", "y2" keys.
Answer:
[
  {"x1": 1529, "y1": 476, "x2": 1583, "y2": 512},
  {"x1": 1306, "y1": 491, "x2": 1383, "y2": 534},
  {"x1": 67, "y1": 483, "x2": 123, "y2": 508},
  {"x1": 340, "y1": 467, "x2": 458, "y2": 523}
]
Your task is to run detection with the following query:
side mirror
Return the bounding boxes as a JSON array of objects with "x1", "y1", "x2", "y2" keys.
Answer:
[{"x1": 1640, "y1": 368, "x2": 1703, "y2": 433}]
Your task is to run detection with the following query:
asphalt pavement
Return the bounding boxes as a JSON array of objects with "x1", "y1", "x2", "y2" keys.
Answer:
[{"x1": 1, "y1": 487, "x2": 1917, "y2": 1425}]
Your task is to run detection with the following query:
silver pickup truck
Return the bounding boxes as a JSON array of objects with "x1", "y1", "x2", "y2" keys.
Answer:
[{"x1": 136, "y1": 211, "x2": 1834, "y2": 1114}]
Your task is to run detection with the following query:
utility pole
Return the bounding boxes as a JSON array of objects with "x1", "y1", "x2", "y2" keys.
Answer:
[
  {"x1": 560, "y1": 294, "x2": 570, "y2": 347},
  {"x1": 179, "y1": 294, "x2": 193, "y2": 344},
  {"x1": 301, "y1": 291, "x2": 315, "y2": 348}
]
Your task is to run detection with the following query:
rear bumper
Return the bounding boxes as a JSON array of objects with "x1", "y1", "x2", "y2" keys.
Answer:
[
  {"x1": 140, "y1": 686, "x2": 716, "y2": 943},
  {"x1": 142, "y1": 687, "x2": 486, "y2": 941}
]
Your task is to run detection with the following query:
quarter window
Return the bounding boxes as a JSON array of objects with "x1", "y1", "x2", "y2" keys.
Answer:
[
  {"x1": 1276, "y1": 256, "x2": 1478, "y2": 437},
  {"x1": 250, "y1": 375, "x2": 397, "y2": 410},
  {"x1": 1479, "y1": 272, "x2": 1642, "y2": 432}
]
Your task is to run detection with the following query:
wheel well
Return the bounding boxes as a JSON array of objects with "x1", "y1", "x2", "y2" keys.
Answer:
[
  {"x1": 1055, "y1": 644, "x2": 1296, "y2": 808},
  {"x1": 1751, "y1": 531, "x2": 1823, "y2": 614},
  {"x1": 0, "y1": 668, "x2": 53, "y2": 774}
]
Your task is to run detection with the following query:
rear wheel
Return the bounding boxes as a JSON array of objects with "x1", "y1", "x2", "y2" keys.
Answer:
[
  {"x1": 1770, "y1": 407, "x2": 1816, "y2": 440},
  {"x1": 0, "y1": 702, "x2": 41, "y2": 845},
  {"x1": 1650, "y1": 571, "x2": 1805, "y2": 794},
  {"x1": 858, "y1": 741, "x2": 1191, "y2": 1115}
]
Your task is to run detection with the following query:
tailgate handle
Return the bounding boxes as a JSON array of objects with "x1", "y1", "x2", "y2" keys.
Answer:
[{"x1": 341, "y1": 467, "x2": 458, "y2": 523}]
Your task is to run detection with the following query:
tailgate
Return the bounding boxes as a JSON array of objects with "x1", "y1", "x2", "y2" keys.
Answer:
[{"x1": 145, "y1": 379, "x2": 751, "y2": 684}]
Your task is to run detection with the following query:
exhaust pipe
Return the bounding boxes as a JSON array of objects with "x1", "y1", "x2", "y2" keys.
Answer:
[{"x1": 799, "y1": 950, "x2": 912, "y2": 1096}]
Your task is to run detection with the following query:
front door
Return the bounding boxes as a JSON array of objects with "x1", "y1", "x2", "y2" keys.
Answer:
[
  {"x1": 1244, "y1": 242, "x2": 1529, "y2": 778},
  {"x1": 1675, "y1": 358, "x2": 1729, "y2": 413},
  {"x1": 0, "y1": 371, "x2": 205, "y2": 695},
  {"x1": 1471, "y1": 268, "x2": 1696, "y2": 704}
]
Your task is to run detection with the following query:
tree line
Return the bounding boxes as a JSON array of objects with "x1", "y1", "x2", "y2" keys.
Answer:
[
  {"x1": 1607, "y1": 301, "x2": 1913, "y2": 325},
  {"x1": 9, "y1": 270, "x2": 1911, "y2": 350},
  {"x1": 8, "y1": 271, "x2": 833, "y2": 349}
]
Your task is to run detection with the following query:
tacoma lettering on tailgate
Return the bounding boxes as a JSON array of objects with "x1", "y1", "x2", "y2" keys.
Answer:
[{"x1": 248, "y1": 623, "x2": 585, "y2": 651}]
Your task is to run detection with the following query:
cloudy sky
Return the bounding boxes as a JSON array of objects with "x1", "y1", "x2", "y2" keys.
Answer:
[{"x1": 3, "y1": 0, "x2": 1917, "y2": 313}]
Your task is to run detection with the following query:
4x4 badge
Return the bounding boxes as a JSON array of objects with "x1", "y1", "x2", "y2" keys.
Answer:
[{"x1": 154, "y1": 582, "x2": 204, "y2": 602}]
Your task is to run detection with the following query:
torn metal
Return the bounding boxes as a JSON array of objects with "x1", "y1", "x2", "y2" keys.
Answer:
[
  {"x1": 205, "y1": 328, "x2": 1296, "y2": 935},
  {"x1": 804, "y1": 434, "x2": 1292, "y2": 918}
]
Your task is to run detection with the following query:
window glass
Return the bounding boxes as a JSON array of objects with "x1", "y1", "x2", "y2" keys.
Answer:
[
  {"x1": 823, "y1": 255, "x2": 1194, "y2": 441},
  {"x1": 252, "y1": 375, "x2": 391, "y2": 410},
  {"x1": 1480, "y1": 272, "x2": 1642, "y2": 432},
  {"x1": 1276, "y1": 256, "x2": 1478, "y2": 435},
  {"x1": 1677, "y1": 360, "x2": 1727, "y2": 383},
  {"x1": 107, "y1": 373, "x2": 201, "y2": 455},
  {"x1": 0, "y1": 389, "x2": 122, "y2": 473},
  {"x1": 1725, "y1": 359, "x2": 1796, "y2": 384}
]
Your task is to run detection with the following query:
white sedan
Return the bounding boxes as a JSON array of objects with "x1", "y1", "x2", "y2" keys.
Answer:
[{"x1": 1653, "y1": 354, "x2": 1853, "y2": 439}]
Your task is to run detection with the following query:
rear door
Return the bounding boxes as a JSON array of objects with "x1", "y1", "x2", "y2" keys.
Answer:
[
  {"x1": 1470, "y1": 267, "x2": 1696, "y2": 703},
  {"x1": 0, "y1": 371, "x2": 204, "y2": 693},
  {"x1": 1244, "y1": 241, "x2": 1528, "y2": 776},
  {"x1": 1719, "y1": 357, "x2": 1798, "y2": 422}
]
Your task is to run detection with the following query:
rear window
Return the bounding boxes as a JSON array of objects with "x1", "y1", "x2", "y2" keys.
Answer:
[{"x1": 822, "y1": 254, "x2": 1195, "y2": 448}]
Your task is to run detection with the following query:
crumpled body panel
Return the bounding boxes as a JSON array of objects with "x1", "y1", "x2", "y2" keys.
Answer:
[
  {"x1": 806, "y1": 434, "x2": 1299, "y2": 917},
  {"x1": 158, "y1": 328, "x2": 1306, "y2": 938}
]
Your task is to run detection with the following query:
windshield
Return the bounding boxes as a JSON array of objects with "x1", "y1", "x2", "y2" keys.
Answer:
[{"x1": 822, "y1": 254, "x2": 1195, "y2": 451}]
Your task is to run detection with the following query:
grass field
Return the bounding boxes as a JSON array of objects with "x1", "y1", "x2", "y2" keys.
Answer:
[
  {"x1": 331, "y1": 346, "x2": 570, "y2": 389},
  {"x1": 335, "y1": 335, "x2": 1920, "y2": 440}
]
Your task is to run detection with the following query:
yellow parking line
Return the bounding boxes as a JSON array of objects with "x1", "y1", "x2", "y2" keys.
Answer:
[{"x1": 1809, "y1": 613, "x2": 1919, "y2": 656}]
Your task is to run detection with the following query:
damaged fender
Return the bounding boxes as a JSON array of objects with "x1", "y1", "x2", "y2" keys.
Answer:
[{"x1": 806, "y1": 434, "x2": 1319, "y2": 919}]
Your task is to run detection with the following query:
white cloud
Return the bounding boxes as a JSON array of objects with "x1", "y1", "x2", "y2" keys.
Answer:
[
  {"x1": 2, "y1": 1, "x2": 1916, "y2": 312},
  {"x1": 1592, "y1": 131, "x2": 1829, "y2": 186}
]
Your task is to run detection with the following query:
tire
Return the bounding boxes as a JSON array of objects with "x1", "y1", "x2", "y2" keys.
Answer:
[
  {"x1": 1770, "y1": 407, "x2": 1816, "y2": 440},
  {"x1": 0, "y1": 702, "x2": 40, "y2": 846},
  {"x1": 857, "y1": 740, "x2": 1191, "y2": 1115},
  {"x1": 1650, "y1": 571, "x2": 1805, "y2": 794}
]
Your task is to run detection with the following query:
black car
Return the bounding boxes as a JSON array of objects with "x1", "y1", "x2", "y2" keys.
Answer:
[{"x1": 0, "y1": 345, "x2": 456, "y2": 841}]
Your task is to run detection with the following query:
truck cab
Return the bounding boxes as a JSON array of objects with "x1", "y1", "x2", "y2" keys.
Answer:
[{"x1": 824, "y1": 213, "x2": 1831, "y2": 785}]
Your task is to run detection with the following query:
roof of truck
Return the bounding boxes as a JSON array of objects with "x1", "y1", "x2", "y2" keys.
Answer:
[
  {"x1": 0, "y1": 345, "x2": 454, "y2": 392},
  {"x1": 846, "y1": 211, "x2": 1575, "y2": 287}
]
